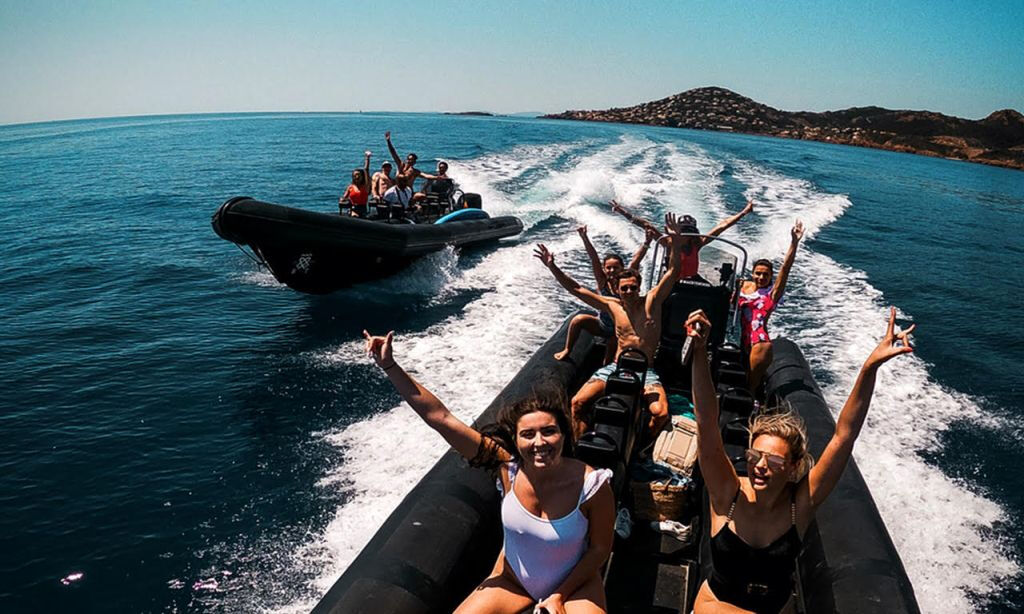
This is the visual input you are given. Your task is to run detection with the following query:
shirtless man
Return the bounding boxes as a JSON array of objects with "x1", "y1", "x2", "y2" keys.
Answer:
[
  {"x1": 553, "y1": 224, "x2": 660, "y2": 363},
  {"x1": 534, "y1": 213, "x2": 686, "y2": 440},
  {"x1": 611, "y1": 199, "x2": 754, "y2": 280},
  {"x1": 384, "y1": 131, "x2": 424, "y2": 190},
  {"x1": 371, "y1": 161, "x2": 394, "y2": 200}
]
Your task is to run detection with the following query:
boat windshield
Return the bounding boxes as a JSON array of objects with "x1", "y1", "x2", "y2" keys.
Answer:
[
  {"x1": 645, "y1": 234, "x2": 747, "y2": 289},
  {"x1": 694, "y1": 239, "x2": 743, "y2": 287}
]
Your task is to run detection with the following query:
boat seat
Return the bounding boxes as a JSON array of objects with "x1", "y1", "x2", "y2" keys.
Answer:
[
  {"x1": 654, "y1": 280, "x2": 733, "y2": 389},
  {"x1": 418, "y1": 179, "x2": 455, "y2": 218},
  {"x1": 577, "y1": 349, "x2": 648, "y2": 478},
  {"x1": 718, "y1": 386, "x2": 755, "y2": 417}
]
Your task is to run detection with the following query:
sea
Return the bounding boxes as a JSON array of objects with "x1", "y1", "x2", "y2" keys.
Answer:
[{"x1": 1, "y1": 113, "x2": 1022, "y2": 613}]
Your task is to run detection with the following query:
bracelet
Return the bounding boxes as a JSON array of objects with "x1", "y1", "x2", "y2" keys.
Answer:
[{"x1": 381, "y1": 361, "x2": 398, "y2": 371}]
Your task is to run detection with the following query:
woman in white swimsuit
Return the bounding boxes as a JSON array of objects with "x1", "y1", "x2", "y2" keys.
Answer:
[{"x1": 364, "y1": 330, "x2": 615, "y2": 614}]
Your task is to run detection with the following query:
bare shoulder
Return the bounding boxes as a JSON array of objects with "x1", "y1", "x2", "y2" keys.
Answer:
[{"x1": 564, "y1": 457, "x2": 591, "y2": 475}]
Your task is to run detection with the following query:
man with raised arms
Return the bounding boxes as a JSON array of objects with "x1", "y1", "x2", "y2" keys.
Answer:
[
  {"x1": 384, "y1": 130, "x2": 425, "y2": 190},
  {"x1": 534, "y1": 213, "x2": 685, "y2": 441}
]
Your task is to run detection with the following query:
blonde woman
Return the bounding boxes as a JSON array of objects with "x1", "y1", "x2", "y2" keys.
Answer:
[{"x1": 687, "y1": 307, "x2": 914, "y2": 613}]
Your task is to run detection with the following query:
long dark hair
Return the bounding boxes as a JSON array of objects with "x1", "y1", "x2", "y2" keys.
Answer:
[{"x1": 470, "y1": 391, "x2": 574, "y2": 471}]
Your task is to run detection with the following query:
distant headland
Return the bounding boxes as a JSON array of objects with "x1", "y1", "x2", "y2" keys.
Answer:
[{"x1": 543, "y1": 87, "x2": 1024, "y2": 171}]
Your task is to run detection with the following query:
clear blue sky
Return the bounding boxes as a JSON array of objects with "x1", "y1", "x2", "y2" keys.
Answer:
[{"x1": 2, "y1": 0, "x2": 1022, "y2": 125}]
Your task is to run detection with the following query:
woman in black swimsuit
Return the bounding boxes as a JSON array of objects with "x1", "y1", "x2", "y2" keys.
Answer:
[{"x1": 686, "y1": 307, "x2": 915, "y2": 613}]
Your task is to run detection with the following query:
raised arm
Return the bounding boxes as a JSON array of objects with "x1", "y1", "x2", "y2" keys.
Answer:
[
  {"x1": 384, "y1": 131, "x2": 403, "y2": 169},
  {"x1": 363, "y1": 330, "x2": 504, "y2": 462},
  {"x1": 628, "y1": 226, "x2": 658, "y2": 270},
  {"x1": 687, "y1": 310, "x2": 740, "y2": 512},
  {"x1": 362, "y1": 151, "x2": 372, "y2": 189},
  {"x1": 807, "y1": 308, "x2": 915, "y2": 507},
  {"x1": 576, "y1": 225, "x2": 607, "y2": 290},
  {"x1": 534, "y1": 244, "x2": 612, "y2": 312},
  {"x1": 703, "y1": 199, "x2": 754, "y2": 244},
  {"x1": 611, "y1": 200, "x2": 662, "y2": 236},
  {"x1": 771, "y1": 220, "x2": 803, "y2": 302},
  {"x1": 648, "y1": 213, "x2": 683, "y2": 306}
]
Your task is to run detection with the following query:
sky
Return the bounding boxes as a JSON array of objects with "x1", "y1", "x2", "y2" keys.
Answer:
[{"x1": 1, "y1": 0, "x2": 1022, "y2": 125}]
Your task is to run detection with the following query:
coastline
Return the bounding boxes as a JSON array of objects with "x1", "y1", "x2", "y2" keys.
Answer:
[{"x1": 543, "y1": 87, "x2": 1024, "y2": 172}]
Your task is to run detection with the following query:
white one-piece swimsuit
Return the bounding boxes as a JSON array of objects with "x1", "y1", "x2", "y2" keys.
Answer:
[{"x1": 497, "y1": 462, "x2": 613, "y2": 601}]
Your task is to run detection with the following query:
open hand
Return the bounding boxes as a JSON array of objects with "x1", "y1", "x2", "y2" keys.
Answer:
[
  {"x1": 645, "y1": 226, "x2": 659, "y2": 244},
  {"x1": 664, "y1": 212, "x2": 684, "y2": 239},
  {"x1": 791, "y1": 220, "x2": 804, "y2": 243},
  {"x1": 576, "y1": 225, "x2": 588, "y2": 238},
  {"x1": 685, "y1": 310, "x2": 712, "y2": 348},
  {"x1": 743, "y1": 199, "x2": 755, "y2": 215},
  {"x1": 384, "y1": 131, "x2": 391, "y2": 141},
  {"x1": 533, "y1": 244, "x2": 555, "y2": 267},
  {"x1": 363, "y1": 330, "x2": 395, "y2": 368},
  {"x1": 865, "y1": 307, "x2": 915, "y2": 368},
  {"x1": 364, "y1": 150, "x2": 372, "y2": 158}
]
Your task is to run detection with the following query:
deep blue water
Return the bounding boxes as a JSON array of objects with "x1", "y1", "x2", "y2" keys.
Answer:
[{"x1": 1, "y1": 113, "x2": 1021, "y2": 613}]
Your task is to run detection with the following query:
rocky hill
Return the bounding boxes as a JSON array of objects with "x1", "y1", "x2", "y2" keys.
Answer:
[{"x1": 543, "y1": 87, "x2": 1024, "y2": 171}]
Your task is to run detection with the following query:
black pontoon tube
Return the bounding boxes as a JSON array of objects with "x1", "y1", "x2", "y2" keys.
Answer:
[
  {"x1": 764, "y1": 339, "x2": 920, "y2": 614},
  {"x1": 211, "y1": 197, "x2": 524, "y2": 293}
]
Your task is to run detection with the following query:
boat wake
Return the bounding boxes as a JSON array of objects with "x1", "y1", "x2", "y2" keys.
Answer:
[
  {"x1": 217, "y1": 135, "x2": 1018, "y2": 614},
  {"x1": 732, "y1": 160, "x2": 1020, "y2": 613}
]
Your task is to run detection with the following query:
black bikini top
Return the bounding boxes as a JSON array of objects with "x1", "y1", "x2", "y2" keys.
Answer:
[{"x1": 709, "y1": 488, "x2": 802, "y2": 604}]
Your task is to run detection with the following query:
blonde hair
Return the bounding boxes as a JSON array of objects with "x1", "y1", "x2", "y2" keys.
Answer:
[{"x1": 749, "y1": 406, "x2": 813, "y2": 481}]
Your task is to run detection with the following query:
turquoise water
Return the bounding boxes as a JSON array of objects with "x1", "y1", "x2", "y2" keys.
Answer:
[{"x1": 1, "y1": 113, "x2": 1021, "y2": 612}]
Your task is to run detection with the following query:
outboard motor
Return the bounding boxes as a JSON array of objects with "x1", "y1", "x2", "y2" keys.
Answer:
[
  {"x1": 458, "y1": 193, "x2": 483, "y2": 209},
  {"x1": 576, "y1": 349, "x2": 649, "y2": 495}
]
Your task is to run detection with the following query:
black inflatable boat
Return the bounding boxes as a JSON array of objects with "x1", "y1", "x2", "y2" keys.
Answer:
[
  {"x1": 211, "y1": 197, "x2": 523, "y2": 293},
  {"x1": 313, "y1": 238, "x2": 919, "y2": 613}
]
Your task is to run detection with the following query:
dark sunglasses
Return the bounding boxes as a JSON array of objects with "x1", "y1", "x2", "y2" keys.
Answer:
[
  {"x1": 745, "y1": 448, "x2": 787, "y2": 471},
  {"x1": 619, "y1": 284, "x2": 639, "y2": 292}
]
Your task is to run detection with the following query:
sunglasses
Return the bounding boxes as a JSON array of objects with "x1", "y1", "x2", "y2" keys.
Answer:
[
  {"x1": 619, "y1": 284, "x2": 639, "y2": 293},
  {"x1": 745, "y1": 448, "x2": 787, "y2": 471}
]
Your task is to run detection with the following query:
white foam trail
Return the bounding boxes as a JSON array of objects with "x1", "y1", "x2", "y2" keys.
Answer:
[
  {"x1": 343, "y1": 245, "x2": 461, "y2": 299},
  {"x1": 267, "y1": 136, "x2": 733, "y2": 612},
  {"x1": 278, "y1": 239, "x2": 567, "y2": 613},
  {"x1": 238, "y1": 270, "x2": 286, "y2": 288},
  {"x1": 732, "y1": 161, "x2": 1019, "y2": 613},
  {"x1": 729, "y1": 159, "x2": 851, "y2": 261},
  {"x1": 447, "y1": 142, "x2": 577, "y2": 223},
  {"x1": 268, "y1": 142, "x2": 630, "y2": 613},
  {"x1": 263, "y1": 137, "x2": 1017, "y2": 614}
]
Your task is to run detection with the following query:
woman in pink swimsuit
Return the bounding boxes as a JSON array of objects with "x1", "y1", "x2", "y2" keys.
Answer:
[
  {"x1": 364, "y1": 330, "x2": 615, "y2": 614},
  {"x1": 739, "y1": 220, "x2": 804, "y2": 394}
]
